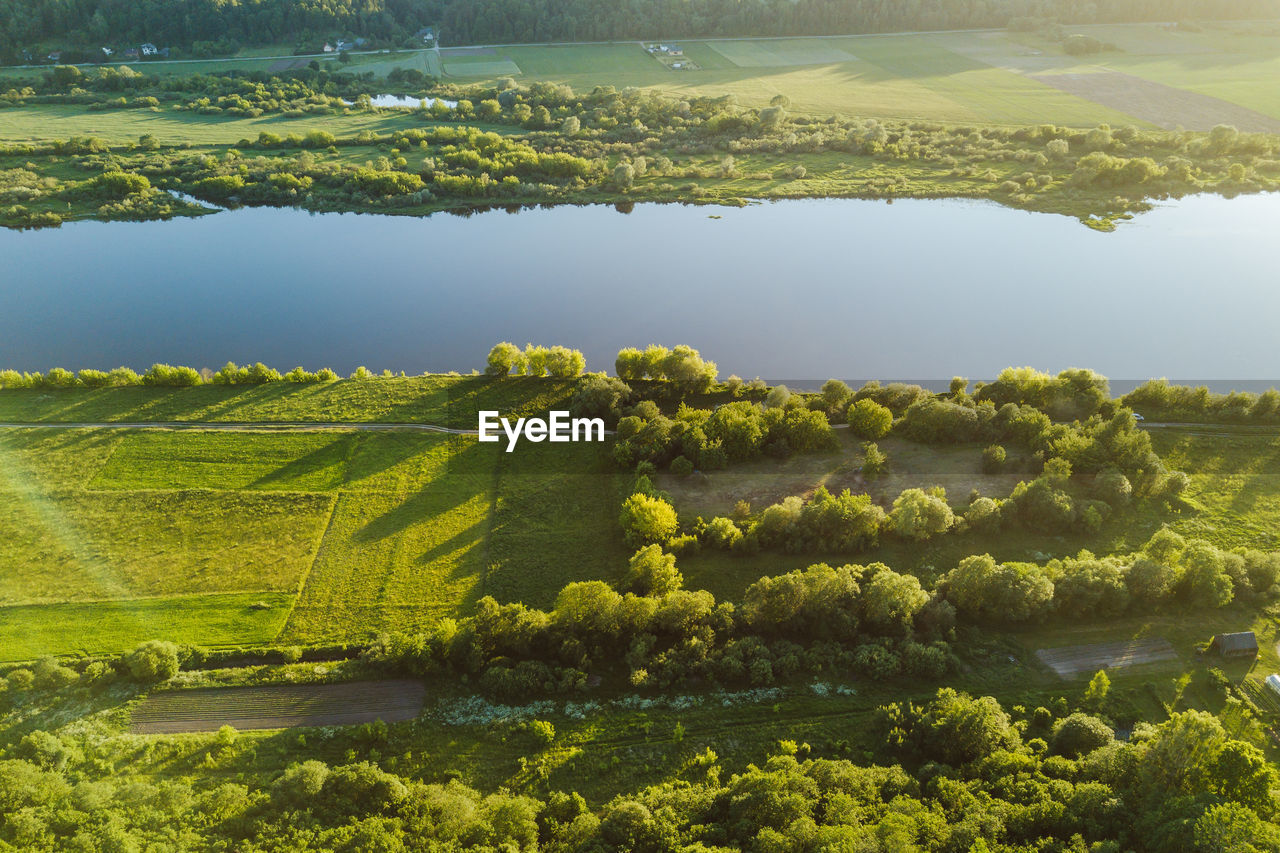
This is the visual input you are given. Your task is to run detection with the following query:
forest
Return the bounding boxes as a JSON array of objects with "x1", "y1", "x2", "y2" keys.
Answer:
[{"x1": 2, "y1": 0, "x2": 1279, "y2": 60}]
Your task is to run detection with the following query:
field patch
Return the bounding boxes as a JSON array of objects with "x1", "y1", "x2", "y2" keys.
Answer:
[
  {"x1": 130, "y1": 679, "x2": 425, "y2": 733},
  {"x1": 1031, "y1": 70, "x2": 1280, "y2": 132},
  {"x1": 281, "y1": 435, "x2": 496, "y2": 643},
  {"x1": 484, "y1": 442, "x2": 627, "y2": 609},
  {"x1": 0, "y1": 592, "x2": 293, "y2": 661},
  {"x1": 444, "y1": 59, "x2": 523, "y2": 77},
  {"x1": 1036, "y1": 638, "x2": 1178, "y2": 678},
  {"x1": 91, "y1": 431, "x2": 356, "y2": 491},
  {"x1": 0, "y1": 489, "x2": 333, "y2": 604},
  {"x1": 708, "y1": 39, "x2": 857, "y2": 68}
]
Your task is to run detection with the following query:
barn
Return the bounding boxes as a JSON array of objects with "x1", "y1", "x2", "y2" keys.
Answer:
[{"x1": 1210, "y1": 631, "x2": 1258, "y2": 658}]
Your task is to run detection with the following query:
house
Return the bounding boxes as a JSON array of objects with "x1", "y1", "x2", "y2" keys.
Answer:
[
  {"x1": 671, "y1": 62, "x2": 685, "y2": 69},
  {"x1": 669, "y1": 46, "x2": 683, "y2": 56},
  {"x1": 323, "y1": 43, "x2": 335, "y2": 53},
  {"x1": 1210, "y1": 632, "x2": 1258, "y2": 658},
  {"x1": 140, "y1": 43, "x2": 158, "y2": 56},
  {"x1": 415, "y1": 27, "x2": 435, "y2": 44}
]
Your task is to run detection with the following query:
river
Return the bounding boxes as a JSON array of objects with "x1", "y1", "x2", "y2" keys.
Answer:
[{"x1": 2, "y1": 194, "x2": 1277, "y2": 387}]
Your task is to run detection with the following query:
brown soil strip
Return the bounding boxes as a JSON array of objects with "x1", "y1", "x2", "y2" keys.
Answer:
[
  {"x1": 1035, "y1": 638, "x2": 1177, "y2": 678},
  {"x1": 130, "y1": 679, "x2": 425, "y2": 733},
  {"x1": 267, "y1": 57, "x2": 310, "y2": 73},
  {"x1": 1031, "y1": 70, "x2": 1280, "y2": 132}
]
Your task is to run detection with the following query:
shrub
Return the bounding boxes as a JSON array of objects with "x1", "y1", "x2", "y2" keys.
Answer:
[
  {"x1": 124, "y1": 640, "x2": 180, "y2": 682},
  {"x1": 620, "y1": 493, "x2": 678, "y2": 548},
  {"x1": 670, "y1": 455, "x2": 694, "y2": 476},
  {"x1": 982, "y1": 445, "x2": 1006, "y2": 473},
  {"x1": 706, "y1": 516, "x2": 743, "y2": 549},
  {"x1": 143, "y1": 363, "x2": 202, "y2": 386},
  {"x1": 847, "y1": 399, "x2": 893, "y2": 439},
  {"x1": 889, "y1": 489, "x2": 954, "y2": 541},
  {"x1": 1051, "y1": 712, "x2": 1113, "y2": 757}
]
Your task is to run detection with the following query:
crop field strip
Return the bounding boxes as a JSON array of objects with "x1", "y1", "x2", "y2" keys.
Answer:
[
  {"x1": 1035, "y1": 638, "x2": 1179, "y2": 678},
  {"x1": 129, "y1": 679, "x2": 427, "y2": 733}
]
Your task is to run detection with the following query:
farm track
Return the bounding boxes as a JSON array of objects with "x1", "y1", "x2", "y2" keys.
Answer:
[
  {"x1": 130, "y1": 679, "x2": 426, "y2": 733},
  {"x1": 0, "y1": 421, "x2": 483, "y2": 434}
]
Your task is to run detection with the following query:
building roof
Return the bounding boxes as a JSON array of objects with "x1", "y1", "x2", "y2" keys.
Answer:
[{"x1": 1215, "y1": 631, "x2": 1258, "y2": 652}]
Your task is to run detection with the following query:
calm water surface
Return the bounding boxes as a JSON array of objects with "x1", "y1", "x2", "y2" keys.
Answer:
[{"x1": 2, "y1": 195, "x2": 1278, "y2": 382}]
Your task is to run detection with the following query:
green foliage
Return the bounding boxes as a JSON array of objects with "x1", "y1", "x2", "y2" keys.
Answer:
[
  {"x1": 619, "y1": 492, "x2": 678, "y2": 548},
  {"x1": 124, "y1": 639, "x2": 180, "y2": 682},
  {"x1": 847, "y1": 398, "x2": 893, "y2": 439}
]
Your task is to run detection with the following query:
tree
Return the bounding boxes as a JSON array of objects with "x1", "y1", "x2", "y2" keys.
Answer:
[
  {"x1": 569, "y1": 373, "x2": 631, "y2": 423},
  {"x1": 124, "y1": 640, "x2": 180, "y2": 682},
  {"x1": 1128, "y1": 555, "x2": 1178, "y2": 603},
  {"x1": 889, "y1": 489, "x2": 954, "y2": 541},
  {"x1": 561, "y1": 116, "x2": 580, "y2": 136},
  {"x1": 945, "y1": 554, "x2": 1054, "y2": 623},
  {"x1": 981, "y1": 445, "x2": 1006, "y2": 473},
  {"x1": 485, "y1": 342, "x2": 526, "y2": 376},
  {"x1": 627, "y1": 545, "x2": 682, "y2": 596},
  {"x1": 706, "y1": 516, "x2": 743, "y2": 549},
  {"x1": 862, "y1": 569, "x2": 928, "y2": 632},
  {"x1": 1051, "y1": 712, "x2": 1113, "y2": 757},
  {"x1": 613, "y1": 162, "x2": 635, "y2": 189},
  {"x1": 918, "y1": 688, "x2": 1019, "y2": 765},
  {"x1": 1083, "y1": 669, "x2": 1110, "y2": 710},
  {"x1": 847, "y1": 399, "x2": 892, "y2": 439},
  {"x1": 861, "y1": 442, "x2": 887, "y2": 478},
  {"x1": 1181, "y1": 542, "x2": 1234, "y2": 607},
  {"x1": 620, "y1": 493, "x2": 678, "y2": 548}
]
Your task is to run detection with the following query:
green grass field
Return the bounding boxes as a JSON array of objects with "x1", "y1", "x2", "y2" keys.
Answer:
[{"x1": 0, "y1": 378, "x2": 631, "y2": 658}]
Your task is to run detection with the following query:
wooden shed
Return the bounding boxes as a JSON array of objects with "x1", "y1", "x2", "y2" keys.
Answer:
[{"x1": 1210, "y1": 631, "x2": 1258, "y2": 658}]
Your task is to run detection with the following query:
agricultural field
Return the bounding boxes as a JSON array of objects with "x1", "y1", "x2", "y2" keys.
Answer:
[
  {"x1": 130, "y1": 679, "x2": 427, "y2": 732},
  {"x1": 0, "y1": 377, "x2": 626, "y2": 658},
  {"x1": 357, "y1": 22, "x2": 1280, "y2": 127}
]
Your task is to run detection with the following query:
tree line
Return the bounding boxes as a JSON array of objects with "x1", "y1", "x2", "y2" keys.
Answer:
[{"x1": 3, "y1": 0, "x2": 1277, "y2": 60}]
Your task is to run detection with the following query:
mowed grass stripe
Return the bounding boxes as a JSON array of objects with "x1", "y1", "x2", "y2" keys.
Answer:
[{"x1": 0, "y1": 592, "x2": 294, "y2": 661}]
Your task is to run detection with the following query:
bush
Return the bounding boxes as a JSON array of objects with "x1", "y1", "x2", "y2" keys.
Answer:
[
  {"x1": 670, "y1": 455, "x2": 694, "y2": 476},
  {"x1": 626, "y1": 545, "x2": 682, "y2": 596},
  {"x1": 1051, "y1": 712, "x2": 1113, "y2": 757},
  {"x1": 620, "y1": 493, "x2": 678, "y2": 548},
  {"x1": 143, "y1": 363, "x2": 202, "y2": 386},
  {"x1": 706, "y1": 516, "x2": 743, "y2": 549},
  {"x1": 889, "y1": 489, "x2": 954, "y2": 541},
  {"x1": 124, "y1": 640, "x2": 180, "y2": 682},
  {"x1": 982, "y1": 445, "x2": 1006, "y2": 473},
  {"x1": 847, "y1": 399, "x2": 893, "y2": 439}
]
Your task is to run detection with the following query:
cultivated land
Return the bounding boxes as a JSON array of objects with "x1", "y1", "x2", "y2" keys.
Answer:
[
  {"x1": 342, "y1": 23, "x2": 1280, "y2": 127},
  {"x1": 129, "y1": 679, "x2": 427, "y2": 733},
  {"x1": 5, "y1": 22, "x2": 1280, "y2": 133}
]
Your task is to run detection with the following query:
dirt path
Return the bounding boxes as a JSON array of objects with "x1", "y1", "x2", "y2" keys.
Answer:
[
  {"x1": 0, "y1": 421, "x2": 482, "y2": 434},
  {"x1": 1031, "y1": 70, "x2": 1280, "y2": 132},
  {"x1": 130, "y1": 679, "x2": 426, "y2": 733}
]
